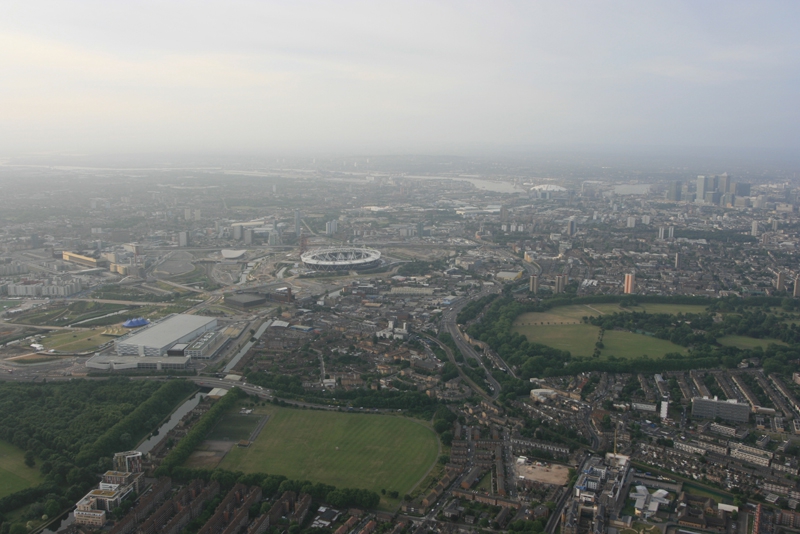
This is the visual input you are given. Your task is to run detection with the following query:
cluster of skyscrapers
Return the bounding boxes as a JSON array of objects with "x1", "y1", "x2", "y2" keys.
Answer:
[{"x1": 665, "y1": 173, "x2": 751, "y2": 206}]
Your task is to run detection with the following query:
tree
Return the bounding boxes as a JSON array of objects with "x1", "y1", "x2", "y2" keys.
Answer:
[
  {"x1": 44, "y1": 500, "x2": 61, "y2": 518},
  {"x1": 24, "y1": 451, "x2": 35, "y2": 468},
  {"x1": 9, "y1": 525, "x2": 26, "y2": 534}
]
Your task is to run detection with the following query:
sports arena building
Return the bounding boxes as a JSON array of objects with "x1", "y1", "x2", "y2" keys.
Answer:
[
  {"x1": 86, "y1": 314, "x2": 217, "y2": 371},
  {"x1": 301, "y1": 247, "x2": 381, "y2": 272}
]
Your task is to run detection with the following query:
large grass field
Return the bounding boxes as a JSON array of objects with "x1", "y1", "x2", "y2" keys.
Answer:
[
  {"x1": 0, "y1": 440, "x2": 44, "y2": 499},
  {"x1": 510, "y1": 322, "x2": 688, "y2": 359},
  {"x1": 220, "y1": 406, "x2": 439, "y2": 500},
  {"x1": 41, "y1": 329, "x2": 109, "y2": 353},
  {"x1": 512, "y1": 303, "x2": 702, "y2": 359},
  {"x1": 514, "y1": 303, "x2": 709, "y2": 326},
  {"x1": 207, "y1": 415, "x2": 261, "y2": 441},
  {"x1": 717, "y1": 336, "x2": 787, "y2": 350}
]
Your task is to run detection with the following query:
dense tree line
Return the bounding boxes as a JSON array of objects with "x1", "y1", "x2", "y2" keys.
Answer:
[
  {"x1": 169, "y1": 467, "x2": 380, "y2": 509},
  {"x1": 0, "y1": 379, "x2": 195, "y2": 526},
  {"x1": 245, "y1": 372, "x2": 306, "y2": 396},
  {"x1": 396, "y1": 260, "x2": 447, "y2": 277},
  {"x1": 75, "y1": 380, "x2": 197, "y2": 465},
  {"x1": 432, "y1": 406, "x2": 457, "y2": 446},
  {"x1": 156, "y1": 387, "x2": 247, "y2": 475},
  {"x1": 316, "y1": 389, "x2": 439, "y2": 419},
  {"x1": 0, "y1": 378, "x2": 164, "y2": 459},
  {"x1": 456, "y1": 294, "x2": 498, "y2": 324},
  {"x1": 245, "y1": 370, "x2": 440, "y2": 418},
  {"x1": 588, "y1": 308, "x2": 800, "y2": 347}
]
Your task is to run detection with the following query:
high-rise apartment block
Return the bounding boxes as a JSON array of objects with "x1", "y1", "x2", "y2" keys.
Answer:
[
  {"x1": 624, "y1": 273, "x2": 635, "y2": 294},
  {"x1": 691, "y1": 397, "x2": 750, "y2": 423}
]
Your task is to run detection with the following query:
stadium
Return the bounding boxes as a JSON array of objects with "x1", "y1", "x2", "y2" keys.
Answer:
[{"x1": 301, "y1": 247, "x2": 381, "y2": 271}]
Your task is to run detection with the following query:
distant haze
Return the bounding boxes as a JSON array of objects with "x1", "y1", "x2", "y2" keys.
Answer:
[{"x1": 2, "y1": 1, "x2": 799, "y2": 155}]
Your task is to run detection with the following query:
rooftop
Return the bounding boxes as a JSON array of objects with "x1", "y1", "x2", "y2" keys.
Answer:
[{"x1": 118, "y1": 314, "x2": 215, "y2": 349}]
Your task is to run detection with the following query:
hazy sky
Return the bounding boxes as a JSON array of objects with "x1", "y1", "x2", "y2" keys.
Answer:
[{"x1": 2, "y1": 1, "x2": 799, "y2": 155}]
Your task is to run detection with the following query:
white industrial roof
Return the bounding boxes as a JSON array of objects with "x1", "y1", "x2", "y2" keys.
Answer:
[{"x1": 119, "y1": 314, "x2": 215, "y2": 349}]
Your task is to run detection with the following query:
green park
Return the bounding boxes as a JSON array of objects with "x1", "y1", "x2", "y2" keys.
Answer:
[
  {"x1": 220, "y1": 406, "x2": 439, "y2": 503},
  {"x1": 0, "y1": 440, "x2": 44, "y2": 500}
]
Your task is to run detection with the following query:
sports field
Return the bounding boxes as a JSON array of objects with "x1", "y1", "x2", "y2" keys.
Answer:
[
  {"x1": 717, "y1": 336, "x2": 787, "y2": 350},
  {"x1": 220, "y1": 406, "x2": 439, "y2": 498},
  {"x1": 0, "y1": 440, "x2": 44, "y2": 499},
  {"x1": 511, "y1": 303, "x2": 701, "y2": 359},
  {"x1": 207, "y1": 415, "x2": 261, "y2": 441},
  {"x1": 512, "y1": 323, "x2": 687, "y2": 359},
  {"x1": 513, "y1": 303, "x2": 709, "y2": 326}
]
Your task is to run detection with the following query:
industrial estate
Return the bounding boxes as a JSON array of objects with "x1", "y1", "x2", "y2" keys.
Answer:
[{"x1": 2, "y1": 157, "x2": 800, "y2": 534}]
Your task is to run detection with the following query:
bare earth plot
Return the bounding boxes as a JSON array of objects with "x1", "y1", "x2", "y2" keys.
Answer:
[{"x1": 514, "y1": 461, "x2": 570, "y2": 485}]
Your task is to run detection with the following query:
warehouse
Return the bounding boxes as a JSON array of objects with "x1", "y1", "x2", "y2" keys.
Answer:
[
  {"x1": 114, "y1": 314, "x2": 217, "y2": 357},
  {"x1": 225, "y1": 293, "x2": 267, "y2": 309}
]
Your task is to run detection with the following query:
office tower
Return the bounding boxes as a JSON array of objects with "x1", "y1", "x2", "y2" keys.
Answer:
[
  {"x1": 717, "y1": 173, "x2": 731, "y2": 194},
  {"x1": 668, "y1": 226, "x2": 674, "y2": 239},
  {"x1": 641, "y1": 215, "x2": 651, "y2": 225},
  {"x1": 326, "y1": 220, "x2": 338, "y2": 235},
  {"x1": 178, "y1": 231, "x2": 188, "y2": 247},
  {"x1": 704, "y1": 191, "x2": 721, "y2": 205},
  {"x1": 184, "y1": 208, "x2": 192, "y2": 220},
  {"x1": 500, "y1": 206, "x2": 509, "y2": 222},
  {"x1": 755, "y1": 195, "x2": 766, "y2": 209},
  {"x1": 667, "y1": 181, "x2": 682, "y2": 201},
  {"x1": 624, "y1": 273, "x2": 635, "y2": 294},
  {"x1": 658, "y1": 227, "x2": 665, "y2": 240},
  {"x1": 244, "y1": 229, "x2": 253, "y2": 245},
  {"x1": 772, "y1": 220, "x2": 779, "y2": 232},
  {"x1": 675, "y1": 253, "x2": 681, "y2": 270},
  {"x1": 696, "y1": 176, "x2": 709, "y2": 203},
  {"x1": 529, "y1": 275, "x2": 538, "y2": 294},
  {"x1": 233, "y1": 225, "x2": 243, "y2": 240},
  {"x1": 566, "y1": 219, "x2": 577, "y2": 236},
  {"x1": 734, "y1": 183, "x2": 751, "y2": 196},
  {"x1": 751, "y1": 221, "x2": 759, "y2": 237},
  {"x1": 194, "y1": 209, "x2": 201, "y2": 221},
  {"x1": 794, "y1": 276, "x2": 800, "y2": 298},
  {"x1": 777, "y1": 272, "x2": 786, "y2": 291},
  {"x1": 627, "y1": 217, "x2": 636, "y2": 228}
]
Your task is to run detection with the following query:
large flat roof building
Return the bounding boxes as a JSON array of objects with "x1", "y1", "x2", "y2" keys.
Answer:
[
  {"x1": 691, "y1": 397, "x2": 750, "y2": 423},
  {"x1": 115, "y1": 314, "x2": 217, "y2": 357}
]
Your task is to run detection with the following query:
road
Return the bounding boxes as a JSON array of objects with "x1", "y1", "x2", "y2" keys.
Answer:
[{"x1": 440, "y1": 288, "x2": 504, "y2": 398}]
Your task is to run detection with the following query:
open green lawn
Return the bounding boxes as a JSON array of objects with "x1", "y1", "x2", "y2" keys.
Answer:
[
  {"x1": 41, "y1": 329, "x2": 107, "y2": 353},
  {"x1": 602, "y1": 330, "x2": 688, "y2": 359},
  {"x1": 512, "y1": 324, "x2": 600, "y2": 355},
  {"x1": 514, "y1": 303, "x2": 709, "y2": 326},
  {"x1": 207, "y1": 415, "x2": 261, "y2": 441},
  {"x1": 0, "y1": 440, "x2": 44, "y2": 499},
  {"x1": 717, "y1": 336, "x2": 787, "y2": 350},
  {"x1": 511, "y1": 323, "x2": 687, "y2": 359},
  {"x1": 220, "y1": 406, "x2": 439, "y2": 499}
]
